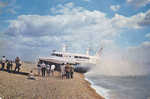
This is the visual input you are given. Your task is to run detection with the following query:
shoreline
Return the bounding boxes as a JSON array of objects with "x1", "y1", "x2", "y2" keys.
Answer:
[
  {"x1": 78, "y1": 73, "x2": 105, "y2": 99},
  {"x1": 0, "y1": 63, "x2": 104, "y2": 99},
  {"x1": 84, "y1": 76, "x2": 110, "y2": 99}
]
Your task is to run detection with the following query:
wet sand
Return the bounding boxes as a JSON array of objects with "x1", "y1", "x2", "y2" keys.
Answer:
[{"x1": 0, "y1": 63, "x2": 104, "y2": 99}]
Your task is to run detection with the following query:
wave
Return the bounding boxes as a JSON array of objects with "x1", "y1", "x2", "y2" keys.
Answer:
[{"x1": 84, "y1": 76, "x2": 110, "y2": 99}]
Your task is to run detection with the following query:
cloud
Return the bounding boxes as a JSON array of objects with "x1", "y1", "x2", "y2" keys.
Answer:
[
  {"x1": 51, "y1": 2, "x2": 84, "y2": 14},
  {"x1": 112, "y1": 9, "x2": 150, "y2": 29},
  {"x1": 139, "y1": 10, "x2": 150, "y2": 26},
  {"x1": 127, "y1": 0, "x2": 150, "y2": 8},
  {"x1": 110, "y1": 5, "x2": 120, "y2": 12},
  {"x1": 3, "y1": 2, "x2": 150, "y2": 61}
]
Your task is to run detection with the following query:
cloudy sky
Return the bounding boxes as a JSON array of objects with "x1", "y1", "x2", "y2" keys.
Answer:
[{"x1": 0, "y1": 0, "x2": 150, "y2": 63}]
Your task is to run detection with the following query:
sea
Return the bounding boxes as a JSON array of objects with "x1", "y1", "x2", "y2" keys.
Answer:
[{"x1": 85, "y1": 74, "x2": 150, "y2": 99}]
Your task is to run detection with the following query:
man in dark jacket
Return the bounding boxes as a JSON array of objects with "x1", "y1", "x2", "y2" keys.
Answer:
[{"x1": 14, "y1": 57, "x2": 21, "y2": 72}]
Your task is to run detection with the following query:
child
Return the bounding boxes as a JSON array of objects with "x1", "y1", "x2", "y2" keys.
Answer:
[{"x1": 28, "y1": 70, "x2": 36, "y2": 80}]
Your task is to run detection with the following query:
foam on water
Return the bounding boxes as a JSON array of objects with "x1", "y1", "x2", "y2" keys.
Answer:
[
  {"x1": 85, "y1": 74, "x2": 150, "y2": 99},
  {"x1": 84, "y1": 77, "x2": 110, "y2": 99},
  {"x1": 78, "y1": 45, "x2": 150, "y2": 99}
]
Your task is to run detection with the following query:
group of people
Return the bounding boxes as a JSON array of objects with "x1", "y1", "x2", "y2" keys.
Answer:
[
  {"x1": 60, "y1": 63, "x2": 74, "y2": 79},
  {"x1": 0, "y1": 56, "x2": 22, "y2": 73},
  {"x1": 1, "y1": 56, "x2": 75, "y2": 80},
  {"x1": 37, "y1": 61, "x2": 56, "y2": 77},
  {"x1": 36, "y1": 61, "x2": 74, "y2": 79}
]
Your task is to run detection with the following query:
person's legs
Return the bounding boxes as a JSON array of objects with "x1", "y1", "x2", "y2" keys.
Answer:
[
  {"x1": 61, "y1": 72, "x2": 63, "y2": 79},
  {"x1": 43, "y1": 68, "x2": 45, "y2": 77},
  {"x1": 14, "y1": 66, "x2": 17, "y2": 72},
  {"x1": 7, "y1": 66, "x2": 10, "y2": 72},
  {"x1": 7, "y1": 66, "x2": 9, "y2": 72},
  {"x1": 1, "y1": 63, "x2": 5, "y2": 70},
  {"x1": 66, "y1": 72, "x2": 69, "y2": 79},
  {"x1": 51, "y1": 70, "x2": 54, "y2": 76},
  {"x1": 67, "y1": 72, "x2": 70, "y2": 79},
  {"x1": 61, "y1": 72, "x2": 65, "y2": 79},
  {"x1": 49, "y1": 70, "x2": 50, "y2": 76},
  {"x1": 52, "y1": 71, "x2": 54, "y2": 76},
  {"x1": 47, "y1": 70, "x2": 50, "y2": 76},
  {"x1": 41, "y1": 68, "x2": 44, "y2": 77},
  {"x1": 68, "y1": 72, "x2": 70, "y2": 79},
  {"x1": 38, "y1": 67, "x2": 40, "y2": 76},
  {"x1": 8, "y1": 66, "x2": 10, "y2": 72},
  {"x1": 70, "y1": 72, "x2": 73, "y2": 79},
  {"x1": 18, "y1": 64, "x2": 21, "y2": 72},
  {"x1": 14, "y1": 67, "x2": 16, "y2": 72},
  {"x1": 10, "y1": 66, "x2": 12, "y2": 71},
  {"x1": 8, "y1": 66, "x2": 11, "y2": 73},
  {"x1": 15, "y1": 66, "x2": 19, "y2": 72},
  {"x1": 14, "y1": 63, "x2": 18, "y2": 72},
  {"x1": 66, "y1": 72, "x2": 67, "y2": 78},
  {"x1": 16, "y1": 67, "x2": 18, "y2": 72},
  {"x1": 17, "y1": 66, "x2": 20, "y2": 72},
  {"x1": 46, "y1": 69, "x2": 48, "y2": 76}
]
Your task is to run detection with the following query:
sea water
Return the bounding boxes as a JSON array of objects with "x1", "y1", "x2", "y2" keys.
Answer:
[{"x1": 85, "y1": 74, "x2": 150, "y2": 99}]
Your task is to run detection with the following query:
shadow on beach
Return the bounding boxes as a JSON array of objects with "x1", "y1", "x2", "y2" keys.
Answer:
[
  {"x1": 0, "y1": 69, "x2": 29, "y2": 76},
  {"x1": 12, "y1": 71, "x2": 29, "y2": 75}
]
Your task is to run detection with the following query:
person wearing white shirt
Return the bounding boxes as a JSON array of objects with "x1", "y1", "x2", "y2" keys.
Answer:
[
  {"x1": 1, "y1": 56, "x2": 6, "y2": 70},
  {"x1": 28, "y1": 70, "x2": 36, "y2": 80},
  {"x1": 41, "y1": 62, "x2": 46, "y2": 77},
  {"x1": 51, "y1": 64, "x2": 55, "y2": 76},
  {"x1": 46, "y1": 64, "x2": 50, "y2": 76},
  {"x1": 60, "y1": 63, "x2": 65, "y2": 79}
]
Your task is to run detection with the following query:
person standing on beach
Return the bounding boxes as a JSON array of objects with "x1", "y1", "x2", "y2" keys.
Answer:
[
  {"x1": 51, "y1": 64, "x2": 55, "y2": 76},
  {"x1": 70, "y1": 65, "x2": 74, "y2": 79},
  {"x1": 65, "y1": 63, "x2": 70, "y2": 79},
  {"x1": 41, "y1": 62, "x2": 46, "y2": 77},
  {"x1": 46, "y1": 64, "x2": 50, "y2": 76},
  {"x1": 1, "y1": 56, "x2": 6, "y2": 70},
  {"x1": 60, "y1": 63, "x2": 65, "y2": 79},
  {"x1": 14, "y1": 57, "x2": 21, "y2": 72},
  {"x1": 10, "y1": 61, "x2": 13, "y2": 72},
  {"x1": 37, "y1": 61, "x2": 41, "y2": 76},
  {"x1": 6, "y1": 60, "x2": 11, "y2": 72}
]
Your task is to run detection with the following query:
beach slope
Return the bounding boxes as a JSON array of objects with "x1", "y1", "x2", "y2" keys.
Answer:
[{"x1": 0, "y1": 63, "x2": 104, "y2": 99}]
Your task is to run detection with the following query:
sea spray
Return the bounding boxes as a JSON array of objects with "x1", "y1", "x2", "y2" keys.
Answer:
[
  {"x1": 83, "y1": 47, "x2": 150, "y2": 99},
  {"x1": 86, "y1": 47, "x2": 150, "y2": 76}
]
